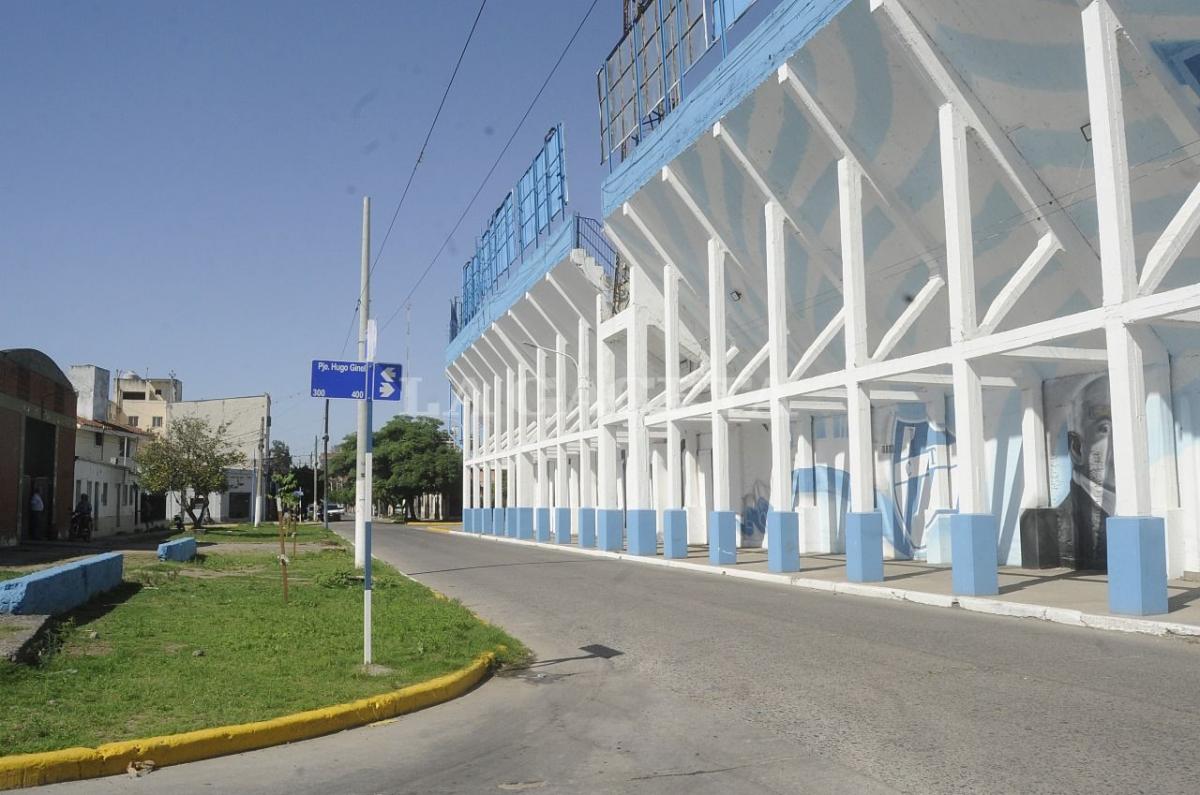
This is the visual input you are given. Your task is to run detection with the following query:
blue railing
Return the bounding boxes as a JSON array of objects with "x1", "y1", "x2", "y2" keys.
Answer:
[
  {"x1": 449, "y1": 214, "x2": 619, "y2": 340},
  {"x1": 597, "y1": 0, "x2": 775, "y2": 169}
]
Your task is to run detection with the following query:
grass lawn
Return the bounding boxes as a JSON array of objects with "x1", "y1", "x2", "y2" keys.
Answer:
[
  {"x1": 0, "y1": 542, "x2": 525, "y2": 756},
  {"x1": 177, "y1": 521, "x2": 341, "y2": 545}
]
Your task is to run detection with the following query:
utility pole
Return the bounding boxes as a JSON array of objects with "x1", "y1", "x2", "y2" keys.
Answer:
[
  {"x1": 354, "y1": 195, "x2": 375, "y2": 666},
  {"x1": 253, "y1": 417, "x2": 265, "y2": 527},
  {"x1": 313, "y1": 435, "x2": 319, "y2": 524},
  {"x1": 322, "y1": 399, "x2": 330, "y2": 530}
]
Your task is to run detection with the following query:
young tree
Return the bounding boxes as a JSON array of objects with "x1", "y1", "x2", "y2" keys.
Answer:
[{"x1": 136, "y1": 416, "x2": 244, "y2": 529}]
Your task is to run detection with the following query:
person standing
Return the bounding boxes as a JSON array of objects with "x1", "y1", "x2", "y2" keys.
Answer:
[{"x1": 29, "y1": 486, "x2": 45, "y2": 540}]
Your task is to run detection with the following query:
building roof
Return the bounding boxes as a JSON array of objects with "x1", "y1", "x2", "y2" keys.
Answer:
[
  {"x1": 77, "y1": 416, "x2": 150, "y2": 436},
  {"x1": 0, "y1": 348, "x2": 73, "y2": 388}
]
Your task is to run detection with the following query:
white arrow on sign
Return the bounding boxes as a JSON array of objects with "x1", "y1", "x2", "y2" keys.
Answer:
[
  {"x1": 379, "y1": 367, "x2": 397, "y2": 383},
  {"x1": 378, "y1": 381, "x2": 395, "y2": 398}
]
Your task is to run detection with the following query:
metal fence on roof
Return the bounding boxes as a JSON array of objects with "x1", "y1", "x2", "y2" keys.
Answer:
[{"x1": 597, "y1": 0, "x2": 771, "y2": 169}]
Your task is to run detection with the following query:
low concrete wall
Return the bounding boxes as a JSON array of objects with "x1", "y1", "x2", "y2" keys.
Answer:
[
  {"x1": 0, "y1": 553, "x2": 123, "y2": 616},
  {"x1": 156, "y1": 537, "x2": 197, "y2": 562}
]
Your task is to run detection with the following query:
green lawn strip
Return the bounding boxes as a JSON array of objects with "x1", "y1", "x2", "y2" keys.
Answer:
[
  {"x1": 0, "y1": 546, "x2": 526, "y2": 756},
  {"x1": 174, "y1": 522, "x2": 343, "y2": 546}
]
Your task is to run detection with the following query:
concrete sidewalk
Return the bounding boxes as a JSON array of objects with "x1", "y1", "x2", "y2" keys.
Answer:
[{"x1": 448, "y1": 526, "x2": 1200, "y2": 638}]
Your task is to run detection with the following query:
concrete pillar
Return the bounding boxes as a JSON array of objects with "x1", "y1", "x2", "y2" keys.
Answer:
[{"x1": 708, "y1": 238, "x2": 735, "y2": 565}]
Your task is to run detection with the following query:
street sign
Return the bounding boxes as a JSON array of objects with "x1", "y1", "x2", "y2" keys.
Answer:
[
  {"x1": 371, "y1": 363, "x2": 403, "y2": 401},
  {"x1": 311, "y1": 360, "x2": 370, "y2": 400},
  {"x1": 310, "y1": 360, "x2": 403, "y2": 402}
]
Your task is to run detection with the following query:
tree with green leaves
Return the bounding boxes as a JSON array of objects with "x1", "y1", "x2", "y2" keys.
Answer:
[
  {"x1": 136, "y1": 416, "x2": 244, "y2": 529},
  {"x1": 269, "y1": 440, "x2": 292, "y2": 477},
  {"x1": 327, "y1": 416, "x2": 461, "y2": 519},
  {"x1": 373, "y1": 415, "x2": 460, "y2": 520}
]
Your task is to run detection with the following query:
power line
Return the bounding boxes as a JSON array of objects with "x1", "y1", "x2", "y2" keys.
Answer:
[
  {"x1": 336, "y1": 0, "x2": 489, "y2": 357},
  {"x1": 379, "y1": 0, "x2": 604, "y2": 332}
]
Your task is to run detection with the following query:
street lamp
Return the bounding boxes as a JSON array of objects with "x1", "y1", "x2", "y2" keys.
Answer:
[{"x1": 522, "y1": 342, "x2": 589, "y2": 394}]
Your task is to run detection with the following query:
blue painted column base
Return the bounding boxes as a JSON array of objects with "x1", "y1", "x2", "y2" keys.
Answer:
[
  {"x1": 846, "y1": 512, "x2": 884, "y2": 583},
  {"x1": 1107, "y1": 516, "x2": 1168, "y2": 616},
  {"x1": 578, "y1": 508, "x2": 597, "y2": 548},
  {"x1": 554, "y1": 507, "x2": 572, "y2": 544},
  {"x1": 462, "y1": 509, "x2": 471, "y2": 532},
  {"x1": 516, "y1": 507, "x2": 534, "y2": 540},
  {"x1": 709, "y1": 511, "x2": 737, "y2": 565},
  {"x1": 469, "y1": 509, "x2": 479, "y2": 533},
  {"x1": 535, "y1": 507, "x2": 552, "y2": 542},
  {"x1": 949, "y1": 514, "x2": 998, "y2": 596},
  {"x1": 506, "y1": 507, "x2": 518, "y2": 538},
  {"x1": 482, "y1": 509, "x2": 495, "y2": 535},
  {"x1": 493, "y1": 508, "x2": 506, "y2": 537},
  {"x1": 663, "y1": 509, "x2": 688, "y2": 559},
  {"x1": 626, "y1": 509, "x2": 657, "y2": 556},
  {"x1": 767, "y1": 511, "x2": 800, "y2": 573},
  {"x1": 598, "y1": 509, "x2": 624, "y2": 552}
]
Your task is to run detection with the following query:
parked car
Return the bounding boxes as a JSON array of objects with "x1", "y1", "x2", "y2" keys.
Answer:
[{"x1": 309, "y1": 503, "x2": 345, "y2": 521}]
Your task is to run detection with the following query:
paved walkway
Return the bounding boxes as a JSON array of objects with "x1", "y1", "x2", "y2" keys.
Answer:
[{"x1": 450, "y1": 527, "x2": 1200, "y2": 635}]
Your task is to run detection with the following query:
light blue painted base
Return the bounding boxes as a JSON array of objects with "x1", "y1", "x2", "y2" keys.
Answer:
[
  {"x1": 626, "y1": 509, "x2": 657, "y2": 556},
  {"x1": 1107, "y1": 516, "x2": 1168, "y2": 616},
  {"x1": 482, "y1": 508, "x2": 494, "y2": 535},
  {"x1": 949, "y1": 514, "x2": 998, "y2": 596},
  {"x1": 598, "y1": 509, "x2": 624, "y2": 551},
  {"x1": 494, "y1": 507, "x2": 506, "y2": 536},
  {"x1": 506, "y1": 507, "x2": 518, "y2": 538},
  {"x1": 578, "y1": 508, "x2": 597, "y2": 548},
  {"x1": 517, "y1": 507, "x2": 534, "y2": 540},
  {"x1": 924, "y1": 513, "x2": 953, "y2": 564},
  {"x1": 535, "y1": 507, "x2": 552, "y2": 542},
  {"x1": 846, "y1": 512, "x2": 884, "y2": 583},
  {"x1": 465, "y1": 509, "x2": 476, "y2": 533},
  {"x1": 554, "y1": 507, "x2": 572, "y2": 544},
  {"x1": 157, "y1": 537, "x2": 197, "y2": 562},
  {"x1": 766, "y1": 511, "x2": 800, "y2": 573},
  {"x1": 663, "y1": 509, "x2": 688, "y2": 559},
  {"x1": 709, "y1": 511, "x2": 736, "y2": 565}
]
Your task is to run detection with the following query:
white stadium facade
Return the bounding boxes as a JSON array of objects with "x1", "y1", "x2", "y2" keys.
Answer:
[{"x1": 447, "y1": 0, "x2": 1200, "y2": 616}]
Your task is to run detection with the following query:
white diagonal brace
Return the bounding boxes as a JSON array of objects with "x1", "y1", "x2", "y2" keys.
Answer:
[
  {"x1": 978, "y1": 232, "x2": 1062, "y2": 334},
  {"x1": 789, "y1": 309, "x2": 844, "y2": 381},
  {"x1": 776, "y1": 64, "x2": 943, "y2": 276},
  {"x1": 661, "y1": 165, "x2": 753, "y2": 278},
  {"x1": 545, "y1": 272, "x2": 594, "y2": 322},
  {"x1": 871, "y1": 0, "x2": 1101, "y2": 284},
  {"x1": 870, "y1": 275, "x2": 945, "y2": 362},
  {"x1": 729, "y1": 343, "x2": 769, "y2": 395},
  {"x1": 1138, "y1": 180, "x2": 1200, "y2": 296},
  {"x1": 621, "y1": 201, "x2": 699, "y2": 295},
  {"x1": 526, "y1": 292, "x2": 569, "y2": 340},
  {"x1": 712, "y1": 123, "x2": 843, "y2": 288}
]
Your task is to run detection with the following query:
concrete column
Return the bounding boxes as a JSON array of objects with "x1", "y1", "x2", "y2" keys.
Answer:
[
  {"x1": 940, "y1": 102, "x2": 997, "y2": 595},
  {"x1": 577, "y1": 316, "x2": 595, "y2": 546},
  {"x1": 554, "y1": 333, "x2": 571, "y2": 544},
  {"x1": 625, "y1": 270, "x2": 655, "y2": 556},
  {"x1": 516, "y1": 364, "x2": 534, "y2": 540},
  {"x1": 1083, "y1": 0, "x2": 1165, "y2": 614},
  {"x1": 708, "y1": 238, "x2": 735, "y2": 565},
  {"x1": 535, "y1": 347, "x2": 551, "y2": 542},
  {"x1": 765, "y1": 200, "x2": 799, "y2": 573},
  {"x1": 662, "y1": 264, "x2": 688, "y2": 558},
  {"x1": 597, "y1": 295, "x2": 622, "y2": 551}
]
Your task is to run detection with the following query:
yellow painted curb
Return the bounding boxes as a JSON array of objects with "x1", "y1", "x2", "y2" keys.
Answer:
[{"x1": 0, "y1": 650, "x2": 497, "y2": 790}]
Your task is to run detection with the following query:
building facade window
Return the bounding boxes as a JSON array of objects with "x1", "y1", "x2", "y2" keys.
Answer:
[
  {"x1": 152, "y1": 416, "x2": 163, "y2": 428},
  {"x1": 102, "y1": 482, "x2": 108, "y2": 507},
  {"x1": 94, "y1": 432, "x2": 102, "y2": 446},
  {"x1": 128, "y1": 416, "x2": 139, "y2": 427}
]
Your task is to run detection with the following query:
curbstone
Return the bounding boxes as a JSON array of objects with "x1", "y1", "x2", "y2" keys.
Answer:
[
  {"x1": 0, "y1": 554, "x2": 123, "y2": 617},
  {"x1": 156, "y1": 538, "x2": 197, "y2": 563},
  {"x1": 0, "y1": 650, "x2": 499, "y2": 790}
]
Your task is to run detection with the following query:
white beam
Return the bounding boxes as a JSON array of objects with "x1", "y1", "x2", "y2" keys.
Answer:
[
  {"x1": 1138, "y1": 180, "x2": 1200, "y2": 296},
  {"x1": 661, "y1": 165, "x2": 752, "y2": 278},
  {"x1": 940, "y1": 102, "x2": 978, "y2": 340},
  {"x1": 777, "y1": 63, "x2": 943, "y2": 276},
  {"x1": 870, "y1": 275, "x2": 945, "y2": 362},
  {"x1": 713, "y1": 123, "x2": 843, "y2": 288},
  {"x1": 790, "y1": 309, "x2": 844, "y2": 381},
  {"x1": 729, "y1": 343, "x2": 769, "y2": 395},
  {"x1": 999, "y1": 346, "x2": 1108, "y2": 362},
  {"x1": 977, "y1": 232, "x2": 1062, "y2": 335},
  {"x1": 665, "y1": 264, "x2": 683, "y2": 509},
  {"x1": 766, "y1": 199, "x2": 793, "y2": 510},
  {"x1": 840, "y1": 157, "x2": 874, "y2": 513},
  {"x1": 709, "y1": 237, "x2": 731, "y2": 511}
]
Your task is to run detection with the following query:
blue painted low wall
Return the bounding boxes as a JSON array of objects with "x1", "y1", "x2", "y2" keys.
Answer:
[
  {"x1": 157, "y1": 537, "x2": 197, "y2": 562},
  {"x1": 0, "y1": 552, "x2": 124, "y2": 616}
]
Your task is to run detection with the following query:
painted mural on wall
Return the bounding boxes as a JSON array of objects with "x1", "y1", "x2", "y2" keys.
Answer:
[
  {"x1": 1042, "y1": 372, "x2": 1113, "y2": 570},
  {"x1": 877, "y1": 403, "x2": 954, "y2": 560}
]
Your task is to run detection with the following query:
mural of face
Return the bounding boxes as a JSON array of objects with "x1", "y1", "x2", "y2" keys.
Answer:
[{"x1": 1067, "y1": 375, "x2": 1114, "y2": 494}]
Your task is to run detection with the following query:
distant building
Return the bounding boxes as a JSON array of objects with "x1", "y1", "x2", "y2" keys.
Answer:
[
  {"x1": 0, "y1": 349, "x2": 76, "y2": 545},
  {"x1": 166, "y1": 394, "x2": 271, "y2": 524},
  {"x1": 68, "y1": 364, "x2": 162, "y2": 536},
  {"x1": 110, "y1": 373, "x2": 182, "y2": 431}
]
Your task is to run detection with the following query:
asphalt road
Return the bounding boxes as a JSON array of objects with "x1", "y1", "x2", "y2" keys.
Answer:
[{"x1": 36, "y1": 523, "x2": 1200, "y2": 794}]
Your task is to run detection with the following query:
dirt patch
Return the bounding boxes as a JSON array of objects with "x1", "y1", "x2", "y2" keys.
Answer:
[
  {"x1": 64, "y1": 639, "x2": 114, "y2": 657},
  {"x1": 176, "y1": 566, "x2": 266, "y2": 579}
]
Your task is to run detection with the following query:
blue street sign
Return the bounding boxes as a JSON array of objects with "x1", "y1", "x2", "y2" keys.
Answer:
[
  {"x1": 371, "y1": 363, "x2": 403, "y2": 402},
  {"x1": 310, "y1": 360, "x2": 403, "y2": 401}
]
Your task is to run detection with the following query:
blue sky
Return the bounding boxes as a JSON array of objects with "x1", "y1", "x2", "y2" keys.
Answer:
[{"x1": 0, "y1": 0, "x2": 620, "y2": 456}]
